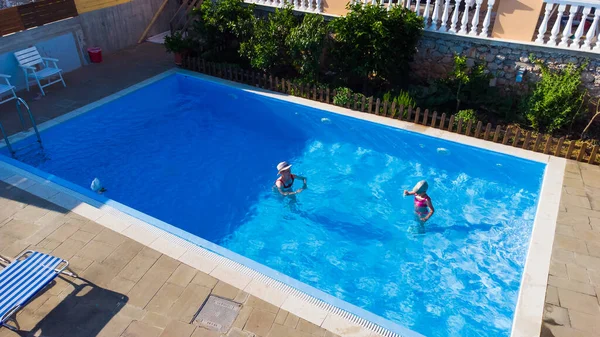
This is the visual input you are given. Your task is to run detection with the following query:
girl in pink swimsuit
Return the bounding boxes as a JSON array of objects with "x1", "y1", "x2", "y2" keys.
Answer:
[{"x1": 404, "y1": 180, "x2": 435, "y2": 222}]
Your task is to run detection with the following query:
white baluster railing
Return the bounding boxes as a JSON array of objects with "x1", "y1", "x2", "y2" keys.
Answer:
[
  {"x1": 439, "y1": 0, "x2": 451, "y2": 32},
  {"x1": 458, "y1": 0, "x2": 473, "y2": 35},
  {"x1": 449, "y1": 0, "x2": 460, "y2": 33},
  {"x1": 534, "y1": 1, "x2": 600, "y2": 51},
  {"x1": 573, "y1": 6, "x2": 592, "y2": 48},
  {"x1": 469, "y1": 0, "x2": 483, "y2": 35},
  {"x1": 584, "y1": 9, "x2": 600, "y2": 49},
  {"x1": 428, "y1": 0, "x2": 441, "y2": 30},
  {"x1": 559, "y1": 5, "x2": 578, "y2": 47},
  {"x1": 549, "y1": 4, "x2": 567, "y2": 46},
  {"x1": 423, "y1": 0, "x2": 432, "y2": 25},
  {"x1": 478, "y1": 0, "x2": 494, "y2": 37},
  {"x1": 535, "y1": 2, "x2": 554, "y2": 44}
]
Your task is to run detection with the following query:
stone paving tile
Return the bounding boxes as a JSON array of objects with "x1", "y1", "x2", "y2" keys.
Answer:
[
  {"x1": 297, "y1": 318, "x2": 327, "y2": 337},
  {"x1": 141, "y1": 311, "x2": 173, "y2": 329},
  {"x1": 554, "y1": 234, "x2": 589, "y2": 255},
  {"x1": 159, "y1": 320, "x2": 196, "y2": 337},
  {"x1": 283, "y1": 313, "x2": 300, "y2": 328},
  {"x1": 245, "y1": 309, "x2": 276, "y2": 337},
  {"x1": 232, "y1": 305, "x2": 253, "y2": 329},
  {"x1": 0, "y1": 219, "x2": 39, "y2": 240},
  {"x1": 94, "y1": 228, "x2": 128, "y2": 247},
  {"x1": 121, "y1": 320, "x2": 163, "y2": 337},
  {"x1": 81, "y1": 261, "x2": 122, "y2": 288},
  {"x1": 274, "y1": 310, "x2": 288, "y2": 325},
  {"x1": 558, "y1": 287, "x2": 600, "y2": 315},
  {"x1": 246, "y1": 295, "x2": 279, "y2": 314},
  {"x1": 550, "y1": 261, "x2": 568, "y2": 278},
  {"x1": 104, "y1": 240, "x2": 146, "y2": 271},
  {"x1": 191, "y1": 272, "x2": 219, "y2": 289},
  {"x1": 52, "y1": 237, "x2": 86, "y2": 260},
  {"x1": 146, "y1": 282, "x2": 186, "y2": 316},
  {"x1": 546, "y1": 285, "x2": 560, "y2": 306},
  {"x1": 567, "y1": 263, "x2": 591, "y2": 283},
  {"x1": 167, "y1": 264, "x2": 197, "y2": 288},
  {"x1": 70, "y1": 229, "x2": 98, "y2": 243},
  {"x1": 77, "y1": 240, "x2": 116, "y2": 262},
  {"x1": 47, "y1": 223, "x2": 80, "y2": 242},
  {"x1": 127, "y1": 255, "x2": 180, "y2": 308},
  {"x1": 108, "y1": 276, "x2": 138, "y2": 294},
  {"x1": 543, "y1": 304, "x2": 570, "y2": 327},
  {"x1": 191, "y1": 327, "x2": 222, "y2": 337},
  {"x1": 212, "y1": 281, "x2": 241, "y2": 300},
  {"x1": 169, "y1": 283, "x2": 211, "y2": 323},
  {"x1": 11, "y1": 204, "x2": 49, "y2": 222}
]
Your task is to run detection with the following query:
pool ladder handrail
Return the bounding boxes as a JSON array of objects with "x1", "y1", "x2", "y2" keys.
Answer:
[{"x1": 0, "y1": 97, "x2": 44, "y2": 158}]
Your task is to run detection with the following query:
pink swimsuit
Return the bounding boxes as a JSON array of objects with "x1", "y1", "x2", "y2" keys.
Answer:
[{"x1": 414, "y1": 196, "x2": 428, "y2": 208}]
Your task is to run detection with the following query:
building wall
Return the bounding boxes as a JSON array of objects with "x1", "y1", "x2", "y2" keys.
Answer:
[
  {"x1": 0, "y1": 18, "x2": 86, "y2": 91},
  {"x1": 78, "y1": 0, "x2": 179, "y2": 53},
  {"x1": 491, "y1": 0, "x2": 543, "y2": 42},
  {"x1": 410, "y1": 32, "x2": 600, "y2": 96}
]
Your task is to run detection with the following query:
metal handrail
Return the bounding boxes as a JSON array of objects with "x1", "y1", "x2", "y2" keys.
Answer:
[
  {"x1": 0, "y1": 121, "x2": 14, "y2": 156},
  {"x1": 0, "y1": 97, "x2": 43, "y2": 158},
  {"x1": 16, "y1": 97, "x2": 43, "y2": 148}
]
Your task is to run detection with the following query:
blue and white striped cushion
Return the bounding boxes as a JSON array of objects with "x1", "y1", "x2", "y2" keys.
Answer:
[{"x1": 0, "y1": 252, "x2": 62, "y2": 322}]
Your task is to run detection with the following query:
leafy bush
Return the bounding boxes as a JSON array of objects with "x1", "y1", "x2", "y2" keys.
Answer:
[
  {"x1": 239, "y1": 5, "x2": 298, "y2": 74},
  {"x1": 456, "y1": 109, "x2": 477, "y2": 123},
  {"x1": 333, "y1": 87, "x2": 353, "y2": 106},
  {"x1": 286, "y1": 14, "x2": 328, "y2": 82},
  {"x1": 164, "y1": 31, "x2": 192, "y2": 53},
  {"x1": 383, "y1": 90, "x2": 416, "y2": 108},
  {"x1": 190, "y1": 0, "x2": 254, "y2": 56},
  {"x1": 328, "y1": 2, "x2": 423, "y2": 91},
  {"x1": 382, "y1": 90, "x2": 416, "y2": 118},
  {"x1": 523, "y1": 60, "x2": 586, "y2": 133},
  {"x1": 449, "y1": 55, "x2": 491, "y2": 112}
]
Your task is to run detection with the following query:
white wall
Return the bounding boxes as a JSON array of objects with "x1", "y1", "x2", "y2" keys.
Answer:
[{"x1": 0, "y1": 18, "x2": 86, "y2": 92}]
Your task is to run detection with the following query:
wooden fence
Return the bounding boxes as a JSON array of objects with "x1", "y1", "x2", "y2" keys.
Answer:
[
  {"x1": 0, "y1": 0, "x2": 78, "y2": 36},
  {"x1": 181, "y1": 56, "x2": 600, "y2": 166}
]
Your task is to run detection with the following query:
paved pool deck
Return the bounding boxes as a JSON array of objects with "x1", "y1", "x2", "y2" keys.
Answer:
[
  {"x1": 541, "y1": 161, "x2": 600, "y2": 337},
  {"x1": 0, "y1": 180, "x2": 339, "y2": 337},
  {"x1": 0, "y1": 41, "x2": 596, "y2": 336}
]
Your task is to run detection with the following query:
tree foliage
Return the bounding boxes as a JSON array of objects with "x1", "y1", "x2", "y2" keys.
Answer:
[
  {"x1": 523, "y1": 59, "x2": 586, "y2": 133},
  {"x1": 190, "y1": 0, "x2": 254, "y2": 54},
  {"x1": 286, "y1": 14, "x2": 327, "y2": 82},
  {"x1": 328, "y1": 2, "x2": 423, "y2": 90},
  {"x1": 239, "y1": 5, "x2": 298, "y2": 74}
]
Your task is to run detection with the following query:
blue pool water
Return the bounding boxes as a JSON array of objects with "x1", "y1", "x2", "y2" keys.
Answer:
[{"x1": 6, "y1": 74, "x2": 545, "y2": 337}]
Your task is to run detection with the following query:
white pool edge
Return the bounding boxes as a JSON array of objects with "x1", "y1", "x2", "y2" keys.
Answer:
[{"x1": 0, "y1": 69, "x2": 565, "y2": 337}]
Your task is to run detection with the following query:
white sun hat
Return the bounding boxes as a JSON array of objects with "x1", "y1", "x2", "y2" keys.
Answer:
[
  {"x1": 277, "y1": 161, "x2": 292, "y2": 174},
  {"x1": 412, "y1": 180, "x2": 429, "y2": 194}
]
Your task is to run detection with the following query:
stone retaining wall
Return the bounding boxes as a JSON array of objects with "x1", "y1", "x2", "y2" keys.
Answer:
[{"x1": 410, "y1": 32, "x2": 600, "y2": 96}]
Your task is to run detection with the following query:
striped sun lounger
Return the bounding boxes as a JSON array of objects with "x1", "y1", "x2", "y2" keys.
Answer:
[{"x1": 0, "y1": 251, "x2": 77, "y2": 331}]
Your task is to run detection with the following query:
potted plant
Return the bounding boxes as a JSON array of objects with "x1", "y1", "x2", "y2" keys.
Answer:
[{"x1": 164, "y1": 31, "x2": 189, "y2": 65}]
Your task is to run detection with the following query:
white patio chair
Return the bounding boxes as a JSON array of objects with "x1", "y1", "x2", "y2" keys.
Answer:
[
  {"x1": 14, "y1": 47, "x2": 66, "y2": 96},
  {"x1": 0, "y1": 74, "x2": 17, "y2": 105}
]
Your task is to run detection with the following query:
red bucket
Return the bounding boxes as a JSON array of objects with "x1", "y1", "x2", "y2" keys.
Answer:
[{"x1": 87, "y1": 47, "x2": 102, "y2": 63}]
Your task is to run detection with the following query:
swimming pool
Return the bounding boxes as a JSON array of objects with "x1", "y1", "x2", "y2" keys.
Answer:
[{"x1": 2, "y1": 72, "x2": 548, "y2": 336}]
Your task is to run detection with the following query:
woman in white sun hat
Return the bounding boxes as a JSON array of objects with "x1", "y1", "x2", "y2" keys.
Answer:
[{"x1": 274, "y1": 161, "x2": 307, "y2": 196}]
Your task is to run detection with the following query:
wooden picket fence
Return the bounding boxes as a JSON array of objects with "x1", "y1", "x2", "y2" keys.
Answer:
[{"x1": 181, "y1": 56, "x2": 600, "y2": 166}]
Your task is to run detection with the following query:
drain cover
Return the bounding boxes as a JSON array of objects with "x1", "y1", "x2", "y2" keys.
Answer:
[{"x1": 193, "y1": 295, "x2": 242, "y2": 333}]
